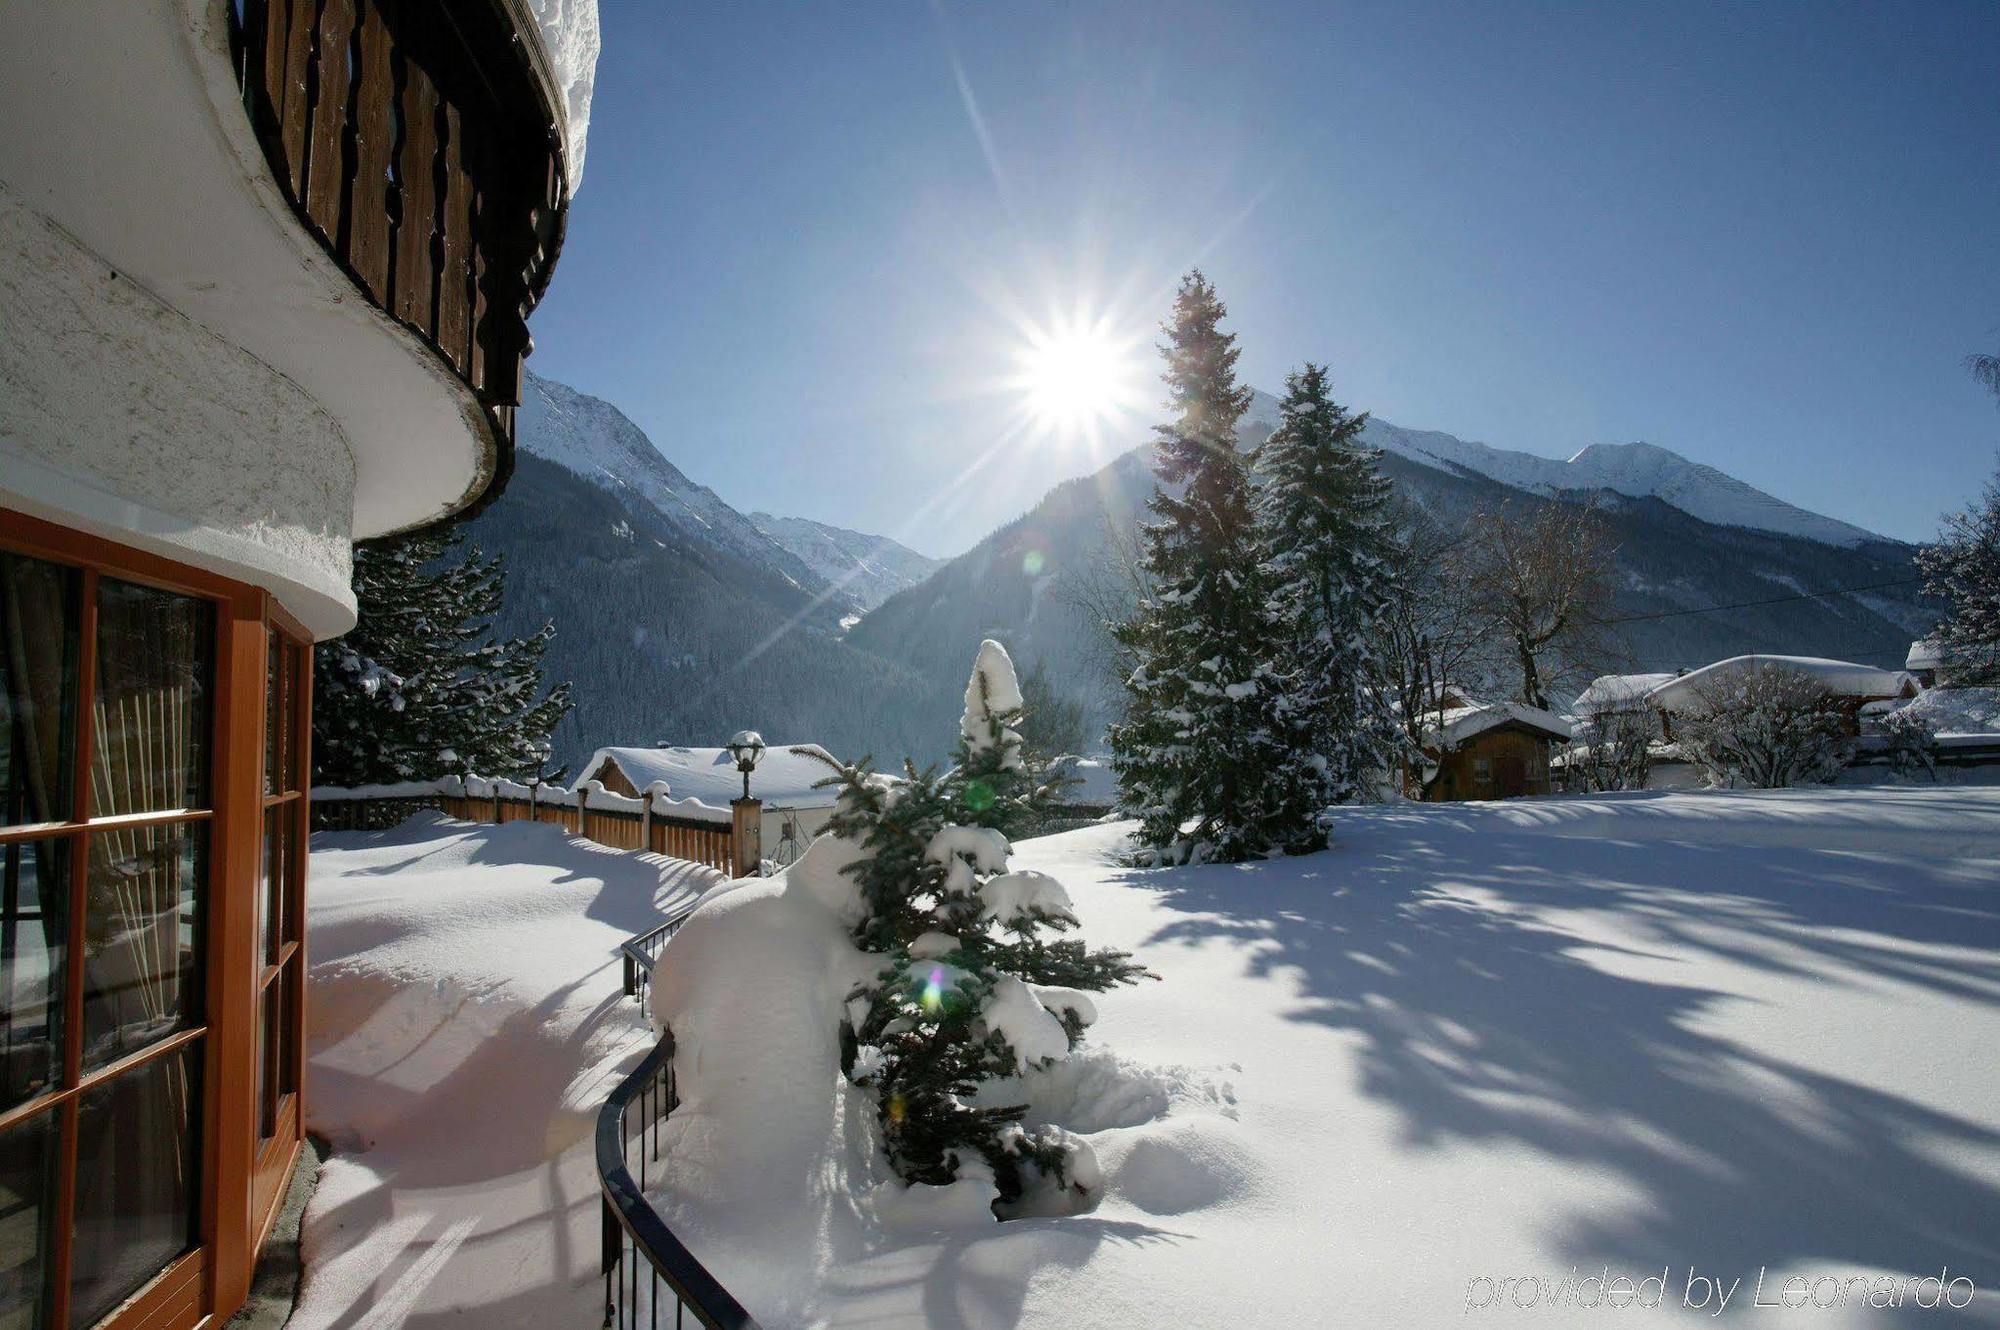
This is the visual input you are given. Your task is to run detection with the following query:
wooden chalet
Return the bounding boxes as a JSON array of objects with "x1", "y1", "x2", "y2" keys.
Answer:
[{"x1": 0, "y1": 2, "x2": 591, "y2": 1325}]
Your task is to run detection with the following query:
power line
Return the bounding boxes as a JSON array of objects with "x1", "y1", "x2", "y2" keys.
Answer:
[{"x1": 1602, "y1": 576, "x2": 1926, "y2": 627}]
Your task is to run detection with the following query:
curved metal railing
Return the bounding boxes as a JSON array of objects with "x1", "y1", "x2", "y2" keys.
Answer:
[
  {"x1": 598, "y1": 908, "x2": 759, "y2": 1328},
  {"x1": 596, "y1": 1034, "x2": 760, "y2": 1329}
]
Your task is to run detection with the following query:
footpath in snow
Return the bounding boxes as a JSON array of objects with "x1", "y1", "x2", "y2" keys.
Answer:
[
  {"x1": 649, "y1": 786, "x2": 2000, "y2": 1328},
  {"x1": 296, "y1": 814, "x2": 720, "y2": 1328}
]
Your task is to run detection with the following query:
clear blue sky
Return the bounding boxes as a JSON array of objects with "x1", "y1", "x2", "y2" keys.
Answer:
[{"x1": 528, "y1": 0, "x2": 2000, "y2": 558}]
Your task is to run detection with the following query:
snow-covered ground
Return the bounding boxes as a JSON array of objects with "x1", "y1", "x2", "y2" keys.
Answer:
[
  {"x1": 299, "y1": 790, "x2": 2000, "y2": 1327},
  {"x1": 295, "y1": 814, "x2": 720, "y2": 1328},
  {"x1": 653, "y1": 787, "x2": 2000, "y2": 1327}
]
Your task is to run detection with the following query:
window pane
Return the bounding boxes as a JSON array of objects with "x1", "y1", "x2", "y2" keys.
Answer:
[
  {"x1": 81, "y1": 824, "x2": 203, "y2": 1070},
  {"x1": 257, "y1": 980, "x2": 278, "y2": 1139},
  {"x1": 0, "y1": 838, "x2": 67, "y2": 1110},
  {"x1": 260, "y1": 805, "x2": 291, "y2": 963},
  {"x1": 264, "y1": 632, "x2": 280, "y2": 798},
  {"x1": 0, "y1": 1110, "x2": 56, "y2": 1330},
  {"x1": 91, "y1": 580, "x2": 212, "y2": 817},
  {"x1": 0, "y1": 554, "x2": 78, "y2": 828},
  {"x1": 70, "y1": 1042, "x2": 200, "y2": 1329}
]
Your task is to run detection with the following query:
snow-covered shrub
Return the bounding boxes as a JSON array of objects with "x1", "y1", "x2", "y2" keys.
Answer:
[
  {"x1": 809, "y1": 641, "x2": 1149, "y2": 1218},
  {"x1": 1563, "y1": 707, "x2": 1656, "y2": 792},
  {"x1": 1874, "y1": 706, "x2": 1940, "y2": 781},
  {"x1": 1670, "y1": 665, "x2": 1852, "y2": 789}
]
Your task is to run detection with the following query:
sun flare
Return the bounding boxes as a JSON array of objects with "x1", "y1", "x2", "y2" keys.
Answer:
[{"x1": 1012, "y1": 314, "x2": 1142, "y2": 436}]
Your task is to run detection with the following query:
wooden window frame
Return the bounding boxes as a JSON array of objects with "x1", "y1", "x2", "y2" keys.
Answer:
[{"x1": 1, "y1": 511, "x2": 309, "y2": 1330}]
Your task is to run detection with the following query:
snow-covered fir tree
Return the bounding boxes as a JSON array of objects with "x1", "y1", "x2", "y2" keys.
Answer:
[
  {"x1": 314, "y1": 527, "x2": 572, "y2": 786},
  {"x1": 1253, "y1": 363, "x2": 1407, "y2": 804},
  {"x1": 1917, "y1": 456, "x2": 2000, "y2": 686},
  {"x1": 956, "y1": 640, "x2": 1078, "y2": 835},
  {"x1": 1108, "y1": 271, "x2": 1325, "y2": 863},
  {"x1": 812, "y1": 641, "x2": 1148, "y2": 1215}
]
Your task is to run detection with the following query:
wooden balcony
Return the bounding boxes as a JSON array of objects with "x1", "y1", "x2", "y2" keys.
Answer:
[{"x1": 227, "y1": 0, "x2": 573, "y2": 512}]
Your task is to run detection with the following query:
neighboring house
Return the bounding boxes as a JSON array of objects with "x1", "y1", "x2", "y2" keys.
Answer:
[
  {"x1": 0, "y1": 3, "x2": 591, "y2": 1327},
  {"x1": 1572, "y1": 672, "x2": 1679, "y2": 726},
  {"x1": 577, "y1": 744, "x2": 843, "y2": 855},
  {"x1": 1420, "y1": 701, "x2": 1573, "y2": 802},
  {"x1": 1906, "y1": 639, "x2": 1942, "y2": 689},
  {"x1": 1049, "y1": 756, "x2": 1121, "y2": 812},
  {"x1": 1647, "y1": 656, "x2": 1919, "y2": 740}
]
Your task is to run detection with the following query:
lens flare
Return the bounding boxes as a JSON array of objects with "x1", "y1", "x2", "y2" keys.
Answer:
[
  {"x1": 921, "y1": 967, "x2": 945, "y2": 1013},
  {"x1": 964, "y1": 780, "x2": 995, "y2": 812},
  {"x1": 1011, "y1": 310, "x2": 1143, "y2": 437}
]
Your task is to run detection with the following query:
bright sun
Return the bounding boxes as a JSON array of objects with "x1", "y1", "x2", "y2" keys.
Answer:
[{"x1": 1013, "y1": 315, "x2": 1140, "y2": 436}]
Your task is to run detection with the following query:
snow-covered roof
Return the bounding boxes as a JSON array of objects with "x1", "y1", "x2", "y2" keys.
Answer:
[
  {"x1": 1426, "y1": 701, "x2": 1573, "y2": 748},
  {"x1": 1647, "y1": 656, "x2": 1916, "y2": 712},
  {"x1": 1907, "y1": 638, "x2": 1942, "y2": 672},
  {"x1": 577, "y1": 745, "x2": 841, "y2": 809},
  {"x1": 523, "y1": 0, "x2": 600, "y2": 190},
  {"x1": 1572, "y1": 673, "x2": 1679, "y2": 716}
]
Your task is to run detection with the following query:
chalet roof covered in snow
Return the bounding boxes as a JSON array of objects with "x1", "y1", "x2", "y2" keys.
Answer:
[
  {"x1": 1907, "y1": 638, "x2": 1943, "y2": 672},
  {"x1": 525, "y1": 0, "x2": 601, "y2": 189},
  {"x1": 1425, "y1": 701, "x2": 1573, "y2": 748},
  {"x1": 1648, "y1": 655, "x2": 1917, "y2": 712},
  {"x1": 577, "y1": 744, "x2": 841, "y2": 809},
  {"x1": 1572, "y1": 673, "x2": 1679, "y2": 716}
]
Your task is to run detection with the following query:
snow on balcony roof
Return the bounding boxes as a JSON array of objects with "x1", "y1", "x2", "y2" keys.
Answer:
[
  {"x1": 524, "y1": 0, "x2": 600, "y2": 190},
  {"x1": 1427, "y1": 701, "x2": 1573, "y2": 748},
  {"x1": 1572, "y1": 673, "x2": 1679, "y2": 716},
  {"x1": 578, "y1": 744, "x2": 841, "y2": 809},
  {"x1": 1647, "y1": 656, "x2": 1916, "y2": 712}
]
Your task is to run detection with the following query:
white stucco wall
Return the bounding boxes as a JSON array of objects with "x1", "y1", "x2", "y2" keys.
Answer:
[{"x1": 0, "y1": 186, "x2": 359, "y2": 636}]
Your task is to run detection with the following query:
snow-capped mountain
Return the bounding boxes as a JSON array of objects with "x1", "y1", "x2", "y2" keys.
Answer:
[
  {"x1": 1359, "y1": 422, "x2": 1884, "y2": 548},
  {"x1": 748, "y1": 513, "x2": 939, "y2": 612},
  {"x1": 518, "y1": 371, "x2": 834, "y2": 602},
  {"x1": 848, "y1": 400, "x2": 1930, "y2": 749}
]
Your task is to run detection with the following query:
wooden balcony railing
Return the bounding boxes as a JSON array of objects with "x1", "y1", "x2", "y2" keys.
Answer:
[{"x1": 227, "y1": 0, "x2": 573, "y2": 510}]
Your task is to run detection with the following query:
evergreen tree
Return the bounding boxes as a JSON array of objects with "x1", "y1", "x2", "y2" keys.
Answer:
[
  {"x1": 1107, "y1": 272, "x2": 1324, "y2": 863},
  {"x1": 812, "y1": 641, "x2": 1148, "y2": 1215},
  {"x1": 314, "y1": 527, "x2": 572, "y2": 786},
  {"x1": 1254, "y1": 363, "x2": 1407, "y2": 803},
  {"x1": 1917, "y1": 457, "x2": 2000, "y2": 686}
]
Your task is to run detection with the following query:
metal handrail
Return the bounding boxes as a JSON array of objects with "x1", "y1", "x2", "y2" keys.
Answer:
[
  {"x1": 596, "y1": 1033, "x2": 760, "y2": 1329},
  {"x1": 619, "y1": 909, "x2": 691, "y2": 1014}
]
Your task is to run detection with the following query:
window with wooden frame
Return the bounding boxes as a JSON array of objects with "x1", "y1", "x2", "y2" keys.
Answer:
[
  {"x1": 0, "y1": 518, "x2": 310, "y2": 1330},
  {"x1": 1, "y1": 549, "x2": 212, "y2": 1329},
  {"x1": 252, "y1": 620, "x2": 307, "y2": 1216}
]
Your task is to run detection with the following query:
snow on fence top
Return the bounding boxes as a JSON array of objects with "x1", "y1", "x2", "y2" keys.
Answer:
[
  {"x1": 309, "y1": 773, "x2": 732, "y2": 822},
  {"x1": 1647, "y1": 656, "x2": 1917, "y2": 713},
  {"x1": 576, "y1": 745, "x2": 843, "y2": 810},
  {"x1": 1572, "y1": 672, "x2": 1679, "y2": 717}
]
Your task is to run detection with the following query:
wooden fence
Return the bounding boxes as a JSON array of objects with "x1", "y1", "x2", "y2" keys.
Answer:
[{"x1": 312, "y1": 787, "x2": 740, "y2": 875}]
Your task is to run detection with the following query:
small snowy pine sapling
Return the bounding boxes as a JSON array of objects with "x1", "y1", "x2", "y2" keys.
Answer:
[
  {"x1": 802, "y1": 644, "x2": 1149, "y2": 1217},
  {"x1": 955, "y1": 639, "x2": 1078, "y2": 837}
]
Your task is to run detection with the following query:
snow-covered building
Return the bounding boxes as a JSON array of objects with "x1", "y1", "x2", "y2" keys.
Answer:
[
  {"x1": 578, "y1": 744, "x2": 843, "y2": 853},
  {"x1": 1419, "y1": 701, "x2": 1573, "y2": 802},
  {"x1": 1648, "y1": 655, "x2": 1918, "y2": 738},
  {"x1": 1906, "y1": 638, "x2": 1943, "y2": 687},
  {"x1": 1572, "y1": 672, "x2": 1680, "y2": 719},
  {"x1": 0, "y1": 1, "x2": 595, "y2": 1325}
]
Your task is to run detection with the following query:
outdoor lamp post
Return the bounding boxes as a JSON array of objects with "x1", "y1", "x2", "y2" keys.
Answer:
[
  {"x1": 726, "y1": 730, "x2": 766, "y2": 800},
  {"x1": 725, "y1": 730, "x2": 766, "y2": 877}
]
